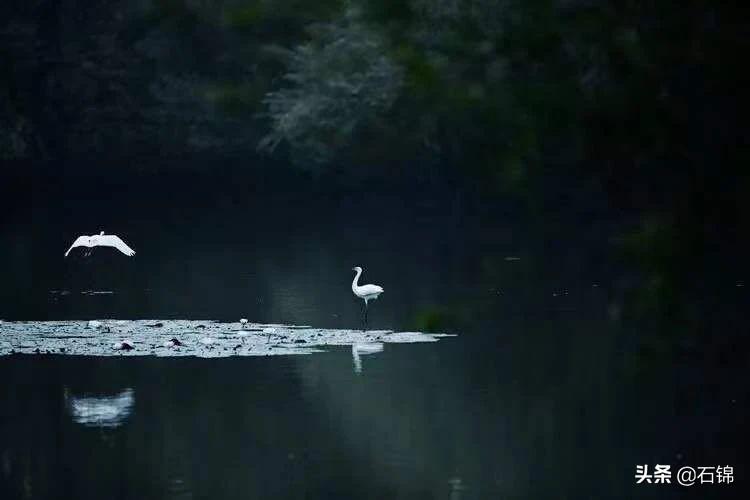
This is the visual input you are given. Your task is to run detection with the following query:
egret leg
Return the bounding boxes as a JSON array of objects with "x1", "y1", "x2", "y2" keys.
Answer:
[
  {"x1": 360, "y1": 301, "x2": 366, "y2": 330},
  {"x1": 364, "y1": 301, "x2": 369, "y2": 331}
]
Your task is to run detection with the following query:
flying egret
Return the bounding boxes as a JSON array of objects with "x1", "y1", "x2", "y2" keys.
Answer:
[
  {"x1": 65, "y1": 231, "x2": 136, "y2": 257},
  {"x1": 351, "y1": 266, "x2": 384, "y2": 329}
]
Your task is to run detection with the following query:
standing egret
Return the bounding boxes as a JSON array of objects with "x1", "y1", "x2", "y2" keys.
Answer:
[
  {"x1": 65, "y1": 231, "x2": 136, "y2": 257},
  {"x1": 351, "y1": 267, "x2": 384, "y2": 329}
]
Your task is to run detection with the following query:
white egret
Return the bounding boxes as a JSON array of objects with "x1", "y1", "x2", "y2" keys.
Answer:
[
  {"x1": 263, "y1": 327, "x2": 276, "y2": 342},
  {"x1": 351, "y1": 266, "x2": 384, "y2": 329},
  {"x1": 65, "y1": 231, "x2": 136, "y2": 257}
]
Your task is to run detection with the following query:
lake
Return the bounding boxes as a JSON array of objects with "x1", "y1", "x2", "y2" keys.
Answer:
[{"x1": 0, "y1": 166, "x2": 744, "y2": 499}]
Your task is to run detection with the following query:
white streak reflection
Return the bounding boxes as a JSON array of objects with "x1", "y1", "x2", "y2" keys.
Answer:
[
  {"x1": 66, "y1": 388, "x2": 135, "y2": 428},
  {"x1": 448, "y1": 477, "x2": 466, "y2": 500},
  {"x1": 352, "y1": 343, "x2": 384, "y2": 374}
]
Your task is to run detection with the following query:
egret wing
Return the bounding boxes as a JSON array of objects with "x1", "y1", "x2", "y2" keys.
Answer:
[
  {"x1": 64, "y1": 236, "x2": 88, "y2": 257},
  {"x1": 99, "y1": 235, "x2": 136, "y2": 257},
  {"x1": 359, "y1": 284, "x2": 384, "y2": 295}
]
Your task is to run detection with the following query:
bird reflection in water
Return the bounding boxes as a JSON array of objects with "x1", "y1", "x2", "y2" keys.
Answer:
[
  {"x1": 351, "y1": 343, "x2": 384, "y2": 374},
  {"x1": 448, "y1": 477, "x2": 466, "y2": 500},
  {"x1": 65, "y1": 388, "x2": 135, "y2": 428}
]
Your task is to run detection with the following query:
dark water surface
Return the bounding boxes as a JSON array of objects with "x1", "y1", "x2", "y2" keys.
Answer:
[
  {"x1": 0, "y1": 168, "x2": 745, "y2": 499},
  {"x1": 2, "y1": 330, "x2": 743, "y2": 500},
  {"x1": 0, "y1": 339, "x2": 664, "y2": 499}
]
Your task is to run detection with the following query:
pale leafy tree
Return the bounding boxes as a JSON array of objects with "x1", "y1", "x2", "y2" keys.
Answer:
[{"x1": 258, "y1": 8, "x2": 403, "y2": 165}]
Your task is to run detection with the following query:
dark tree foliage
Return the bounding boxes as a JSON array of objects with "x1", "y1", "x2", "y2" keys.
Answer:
[
  {"x1": 2, "y1": 2, "x2": 742, "y2": 211},
  {"x1": 2, "y1": 2, "x2": 745, "y2": 190}
]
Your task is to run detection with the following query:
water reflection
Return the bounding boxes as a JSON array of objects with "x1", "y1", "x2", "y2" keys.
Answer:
[
  {"x1": 448, "y1": 477, "x2": 466, "y2": 500},
  {"x1": 351, "y1": 343, "x2": 384, "y2": 374},
  {"x1": 65, "y1": 388, "x2": 135, "y2": 428}
]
